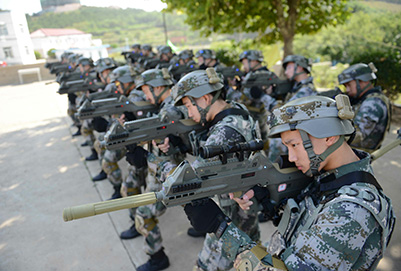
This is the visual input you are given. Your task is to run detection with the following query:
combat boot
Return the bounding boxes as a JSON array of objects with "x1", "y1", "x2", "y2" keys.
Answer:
[
  {"x1": 258, "y1": 212, "x2": 269, "y2": 223},
  {"x1": 120, "y1": 223, "x2": 141, "y2": 239},
  {"x1": 187, "y1": 227, "x2": 206, "y2": 238},
  {"x1": 137, "y1": 247, "x2": 170, "y2": 271},
  {"x1": 85, "y1": 148, "x2": 98, "y2": 161},
  {"x1": 72, "y1": 125, "x2": 82, "y2": 137},
  {"x1": 108, "y1": 185, "x2": 122, "y2": 200},
  {"x1": 80, "y1": 141, "x2": 89, "y2": 147},
  {"x1": 92, "y1": 170, "x2": 107, "y2": 182}
]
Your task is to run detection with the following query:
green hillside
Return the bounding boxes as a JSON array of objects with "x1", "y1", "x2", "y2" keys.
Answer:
[{"x1": 26, "y1": 6, "x2": 211, "y2": 48}]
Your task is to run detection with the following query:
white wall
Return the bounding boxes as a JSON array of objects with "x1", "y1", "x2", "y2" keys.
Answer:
[{"x1": 0, "y1": 10, "x2": 36, "y2": 65}]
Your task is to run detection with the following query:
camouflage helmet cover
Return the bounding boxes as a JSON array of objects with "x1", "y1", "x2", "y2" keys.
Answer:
[
  {"x1": 178, "y1": 49, "x2": 194, "y2": 60},
  {"x1": 131, "y1": 43, "x2": 141, "y2": 50},
  {"x1": 95, "y1": 57, "x2": 118, "y2": 73},
  {"x1": 68, "y1": 54, "x2": 82, "y2": 65},
  {"x1": 173, "y1": 68, "x2": 224, "y2": 105},
  {"x1": 269, "y1": 95, "x2": 355, "y2": 138},
  {"x1": 282, "y1": 55, "x2": 312, "y2": 73},
  {"x1": 159, "y1": 45, "x2": 172, "y2": 54},
  {"x1": 195, "y1": 49, "x2": 216, "y2": 59},
  {"x1": 142, "y1": 44, "x2": 153, "y2": 51},
  {"x1": 239, "y1": 50, "x2": 264, "y2": 62},
  {"x1": 338, "y1": 63, "x2": 377, "y2": 85},
  {"x1": 78, "y1": 56, "x2": 94, "y2": 67},
  {"x1": 109, "y1": 65, "x2": 136, "y2": 84},
  {"x1": 135, "y1": 68, "x2": 173, "y2": 89}
]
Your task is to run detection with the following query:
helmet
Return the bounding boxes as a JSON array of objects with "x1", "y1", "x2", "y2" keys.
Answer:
[
  {"x1": 178, "y1": 49, "x2": 194, "y2": 60},
  {"x1": 142, "y1": 44, "x2": 153, "y2": 51},
  {"x1": 159, "y1": 45, "x2": 172, "y2": 54},
  {"x1": 269, "y1": 94, "x2": 355, "y2": 176},
  {"x1": 68, "y1": 54, "x2": 82, "y2": 65},
  {"x1": 338, "y1": 63, "x2": 377, "y2": 85},
  {"x1": 78, "y1": 57, "x2": 94, "y2": 67},
  {"x1": 269, "y1": 95, "x2": 354, "y2": 138},
  {"x1": 109, "y1": 65, "x2": 136, "y2": 84},
  {"x1": 282, "y1": 55, "x2": 312, "y2": 73},
  {"x1": 95, "y1": 57, "x2": 118, "y2": 73},
  {"x1": 195, "y1": 49, "x2": 216, "y2": 59},
  {"x1": 239, "y1": 50, "x2": 264, "y2": 62},
  {"x1": 173, "y1": 68, "x2": 224, "y2": 106},
  {"x1": 136, "y1": 68, "x2": 173, "y2": 89},
  {"x1": 131, "y1": 43, "x2": 141, "y2": 50}
]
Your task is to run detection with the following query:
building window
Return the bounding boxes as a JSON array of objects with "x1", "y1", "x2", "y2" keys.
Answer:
[
  {"x1": 0, "y1": 23, "x2": 8, "y2": 36},
  {"x1": 3, "y1": 47, "x2": 14, "y2": 59}
]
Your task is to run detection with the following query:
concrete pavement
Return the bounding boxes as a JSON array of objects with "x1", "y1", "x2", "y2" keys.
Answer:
[{"x1": 0, "y1": 80, "x2": 400, "y2": 270}]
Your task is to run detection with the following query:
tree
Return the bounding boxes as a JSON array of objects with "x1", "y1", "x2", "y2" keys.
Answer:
[{"x1": 162, "y1": 0, "x2": 351, "y2": 57}]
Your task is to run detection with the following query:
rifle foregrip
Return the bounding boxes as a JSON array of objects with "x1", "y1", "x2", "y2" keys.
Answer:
[{"x1": 63, "y1": 192, "x2": 157, "y2": 222}]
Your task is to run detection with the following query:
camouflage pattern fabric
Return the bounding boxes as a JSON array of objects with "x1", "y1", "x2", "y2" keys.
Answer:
[
  {"x1": 268, "y1": 77, "x2": 317, "y2": 162},
  {"x1": 219, "y1": 149, "x2": 394, "y2": 271},
  {"x1": 80, "y1": 119, "x2": 95, "y2": 147},
  {"x1": 67, "y1": 101, "x2": 80, "y2": 126},
  {"x1": 101, "y1": 148, "x2": 126, "y2": 186},
  {"x1": 350, "y1": 87, "x2": 391, "y2": 152},
  {"x1": 134, "y1": 96, "x2": 187, "y2": 255},
  {"x1": 124, "y1": 165, "x2": 147, "y2": 216},
  {"x1": 194, "y1": 101, "x2": 261, "y2": 271}
]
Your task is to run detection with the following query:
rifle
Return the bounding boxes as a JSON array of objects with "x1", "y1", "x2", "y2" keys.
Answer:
[
  {"x1": 102, "y1": 112, "x2": 205, "y2": 150},
  {"x1": 216, "y1": 66, "x2": 245, "y2": 80},
  {"x1": 168, "y1": 63, "x2": 198, "y2": 81},
  {"x1": 63, "y1": 140, "x2": 313, "y2": 221},
  {"x1": 121, "y1": 51, "x2": 142, "y2": 63},
  {"x1": 58, "y1": 77, "x2": 105, "y2": 95},
  {"x1": 56, "y1": 71, "x2": 84, "y2": 84},
  {"x1": 50, "y1": 63, "x2": 73, "y2": 75},
  {"x1": 242, "y1": 70, "x2": 293, "y2": 100},
  {"x1": 317, "y1": 87, "x2": 343, "y2": 99},
  {"x1": 76, "y1": 95, "x2": 158, "y2": 120},
  {"x1": 370, "y1": 128, "x2": 401, "y2": 161}
]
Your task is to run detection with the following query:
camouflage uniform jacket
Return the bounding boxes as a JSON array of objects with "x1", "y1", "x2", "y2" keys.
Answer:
[
  {"x1": 350, "y1": 86, "x2": 391, "y2": 152},
  {"x1": 218, "y1": 149, "x2": 395, "y2": 271},
  {"x1": 284, "y1": 76, "x2": 317, "y2": 103}
]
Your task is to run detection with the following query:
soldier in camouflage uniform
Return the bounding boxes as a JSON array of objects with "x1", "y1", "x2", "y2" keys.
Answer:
[
  {"x1": 126, "y1": 68, "x2": 187, "y2": 271},
  {"x1": 184, "y1": 94, "x2": 395, "y2": 271},
  {"x1": 171, "y1": 68, "x2": 261, "y2": 271},
  {"x1": 168, "y1": 49, "x2": 199, "y2": 81},
  {"x1": 196, "y1": 49, "x2": 225, "y2": 71},
  {"x1": 66, "y1": 53, "x2": 83, "y2": 136},
  {"x1": 338, "y1": 63, "x2": 391, "y2": 152},
  {"x1": 268, "y1": 55, "x2": 317, "y2": 163}
]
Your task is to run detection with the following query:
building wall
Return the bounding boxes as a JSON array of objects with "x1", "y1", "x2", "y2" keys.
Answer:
[
  {"x1": 0, "y1": 11, "x2": 36, "y2": 65},
  {"x1": 31, "y1": 33, "x2": 93, "y2": 57}
]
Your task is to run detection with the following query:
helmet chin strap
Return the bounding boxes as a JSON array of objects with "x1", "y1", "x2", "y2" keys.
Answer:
[
  {"x1": 189, "y1": 90, "x2": 222, "y2": 126},
  {"x1": 121, "y1": 82, "x2": 135, "y2": 96},
  {"x1": 290, "y1": 64, "x2": 306, "y2": 81},
  {"x1": 299, "y1": 130, "x2": 345, "y2": 177},
  {"x1": 149, "y1": 86, "x2": 168, "y2": 105},
  {"x1": 356, "y1": 80, "x2": 372, "y2": 98}
]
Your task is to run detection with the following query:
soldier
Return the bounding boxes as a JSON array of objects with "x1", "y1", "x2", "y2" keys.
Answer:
[
  {"x1": 156, "y1": 45, "x2": 178, "y2": 69},
  {"x1": 268, "y1": 55, "x2": 318, "y2": 164},
  {"x1": 131, "y1": 43, "x2": 141, "y2": 54},
  {"x1": 169, "y1": 49, "x2": 198, "y2": 81},
  {"x1": 124, "y1": 68, "x2": 187, "y2": 271},
  {"x1": 338, "y1": 63, "x2": 391, "y2": 152},
  {"x1": 239, "y1": 50, "x2": 267, "y2": 74},
  {"x1": 184, "y1": 95, "x2": 395, "y2": 270},
  {"x1": 166, "y1": 68, "x2": 261, "y2": 270},
  {"x1": 195, "y1": 49, "x2": 225, "y2": 70},
  {"x1": 66, "y1": 53, "x2": 83, "y2": 136}
]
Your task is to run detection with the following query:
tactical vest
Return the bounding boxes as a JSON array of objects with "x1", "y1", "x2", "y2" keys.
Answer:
[
  {"x1": 278, "y1": 172, "x2": 395, "y2": 269},
  {"x1": 284, "y1": 77, "x2": 316, "y2": 103},
  {"x1": 352, "y1": 89, "x2": 391, "y2": 152}
]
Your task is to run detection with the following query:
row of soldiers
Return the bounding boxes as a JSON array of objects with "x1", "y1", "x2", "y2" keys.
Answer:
[{"x1": 49, "y1": 43, "x2": 394, "y2": 271}]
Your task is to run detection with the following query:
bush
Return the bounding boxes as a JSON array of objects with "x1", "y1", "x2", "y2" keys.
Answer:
[
  {"x1": 34, "y1": 50, "x2": 42, "y2": 60},
  {"x1": 47, "y1": 48, "x2": 56, "y2": 59}
]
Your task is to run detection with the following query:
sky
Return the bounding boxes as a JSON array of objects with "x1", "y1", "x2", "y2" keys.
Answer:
[{"x1": 0, "y1": 0, "x2": 167, "y2": 15}]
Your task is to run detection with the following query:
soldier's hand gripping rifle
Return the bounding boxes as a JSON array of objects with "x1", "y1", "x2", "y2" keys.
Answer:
[
  {"x1": 63, "y1": 140, "x2": 313, "y2": 222},
  {"x1": 76, "y1": 95, "x2": 158, "y2": 120},
  {"x1": 101, "y1": 110, "x2": 206, "y2": 151}
]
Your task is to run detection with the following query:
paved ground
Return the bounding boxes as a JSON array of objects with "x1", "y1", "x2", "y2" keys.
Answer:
[{"x1": 0, "y1": 80, "x2": 400, "y2": 271}]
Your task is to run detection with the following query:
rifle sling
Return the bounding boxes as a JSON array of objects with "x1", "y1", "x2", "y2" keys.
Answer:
[
  {"x1": 209, "y1": 108, "x2": 249, "y2": 127},
  {"x1": 319, "y1": 171, "x2": 382, "y2": 193}
]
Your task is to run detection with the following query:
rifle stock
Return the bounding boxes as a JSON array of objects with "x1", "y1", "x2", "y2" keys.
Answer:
[
  {"x1": 102, "y1": 115, "x2": 205, "y2": 150},
  {"x1": 76, "y1": 96, "x2": 158, "y2": 120},
  {"x1": 63, "y1": 148, "x2": 312, "y2": 222}
]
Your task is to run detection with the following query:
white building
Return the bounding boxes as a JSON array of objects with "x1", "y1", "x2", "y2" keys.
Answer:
[
  {"x1": 0, "y1": 10, "x2": 36, "y2": 65},
  {"x1": 30, "y1": 28, "x2": 94, "y2": 58}
]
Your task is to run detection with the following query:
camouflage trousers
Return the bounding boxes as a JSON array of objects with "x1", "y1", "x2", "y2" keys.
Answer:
[
  {"x1": 101, "y1": 148, "x2": 126, "y2": 186},
  {"x1": 196, "y1": 196, "x2": 260, "y2": 271},
  {"x1": 81, "y1": 119, "x2": 95, "y2": 147},
  {"x1": 267, "y1": 138, "x2": 288, "y2": 163},
  {"x1": 67, "y1": 101, "x2": 80, "y2": 126},
  {"x1": 134, "y1": 158, "x2": 177, "y2": 255},
  {"x1": 123, "y1": 165, "x2": 147, "y2": 217}
]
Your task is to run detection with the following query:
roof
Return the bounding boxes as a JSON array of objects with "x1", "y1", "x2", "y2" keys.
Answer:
[{"x1": 30, "y1": 28, "x2": 86, "y2": 37}]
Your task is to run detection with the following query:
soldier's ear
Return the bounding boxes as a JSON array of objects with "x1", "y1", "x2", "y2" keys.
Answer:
[{"x1": 326, "y1": 136, "x2": 340, "y2": 147}]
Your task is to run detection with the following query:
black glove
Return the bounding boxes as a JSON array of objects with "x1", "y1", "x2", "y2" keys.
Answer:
[
  {"x1": 250, "y1": 86, "x2": 264, "y2": 99},
  {"x1": 125, "y1": 145, "x2": 148, "y2": 168},
  {"x1": 92, "y1": 117, "x2": 109, "y2": 132},
  {"x1": 184, "y1": 198, "x2": 228, "y2": 234},
  {"x1": 168, "y1": 134, "x2": 189, "y2": 154},
  {"x1": 252, "y1": 185, "x2": 276, "y2": 222},
  {"x1": 123, "y1": 111, "x2": 136, "y2": 121}
]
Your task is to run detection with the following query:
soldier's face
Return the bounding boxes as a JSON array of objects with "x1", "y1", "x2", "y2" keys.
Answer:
[
  {"x1": 284, "y1": 62, "x2": 296, "y2": 79},
  {"x1": 182, "y1": 97, "x2": 201, "y2": 123},
  {"x1": 281, "y1": 130, "x2": 328, "y2": 174},
  {"x1": 241, "y1": 59, "x2": 250, "y2": 73},
  {"x1": 344, "y1": 80, "x2": 358, "y2": 98},
  {"x1": 197, "y1": 56, "x2": 205, "y2": 66},
  {"x1": 141, "y1": 85, "x2": 154, "y2": 103}
]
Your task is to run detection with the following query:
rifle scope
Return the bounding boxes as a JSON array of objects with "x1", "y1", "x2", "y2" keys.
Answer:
[{"x1": 200, "y1": 139, "x2": 264, "y2": 159}]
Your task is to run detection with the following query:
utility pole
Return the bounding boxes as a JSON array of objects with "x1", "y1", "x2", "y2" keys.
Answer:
[{"x1": 162, "y1": 12, "x2": 168, "y2": 44}]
